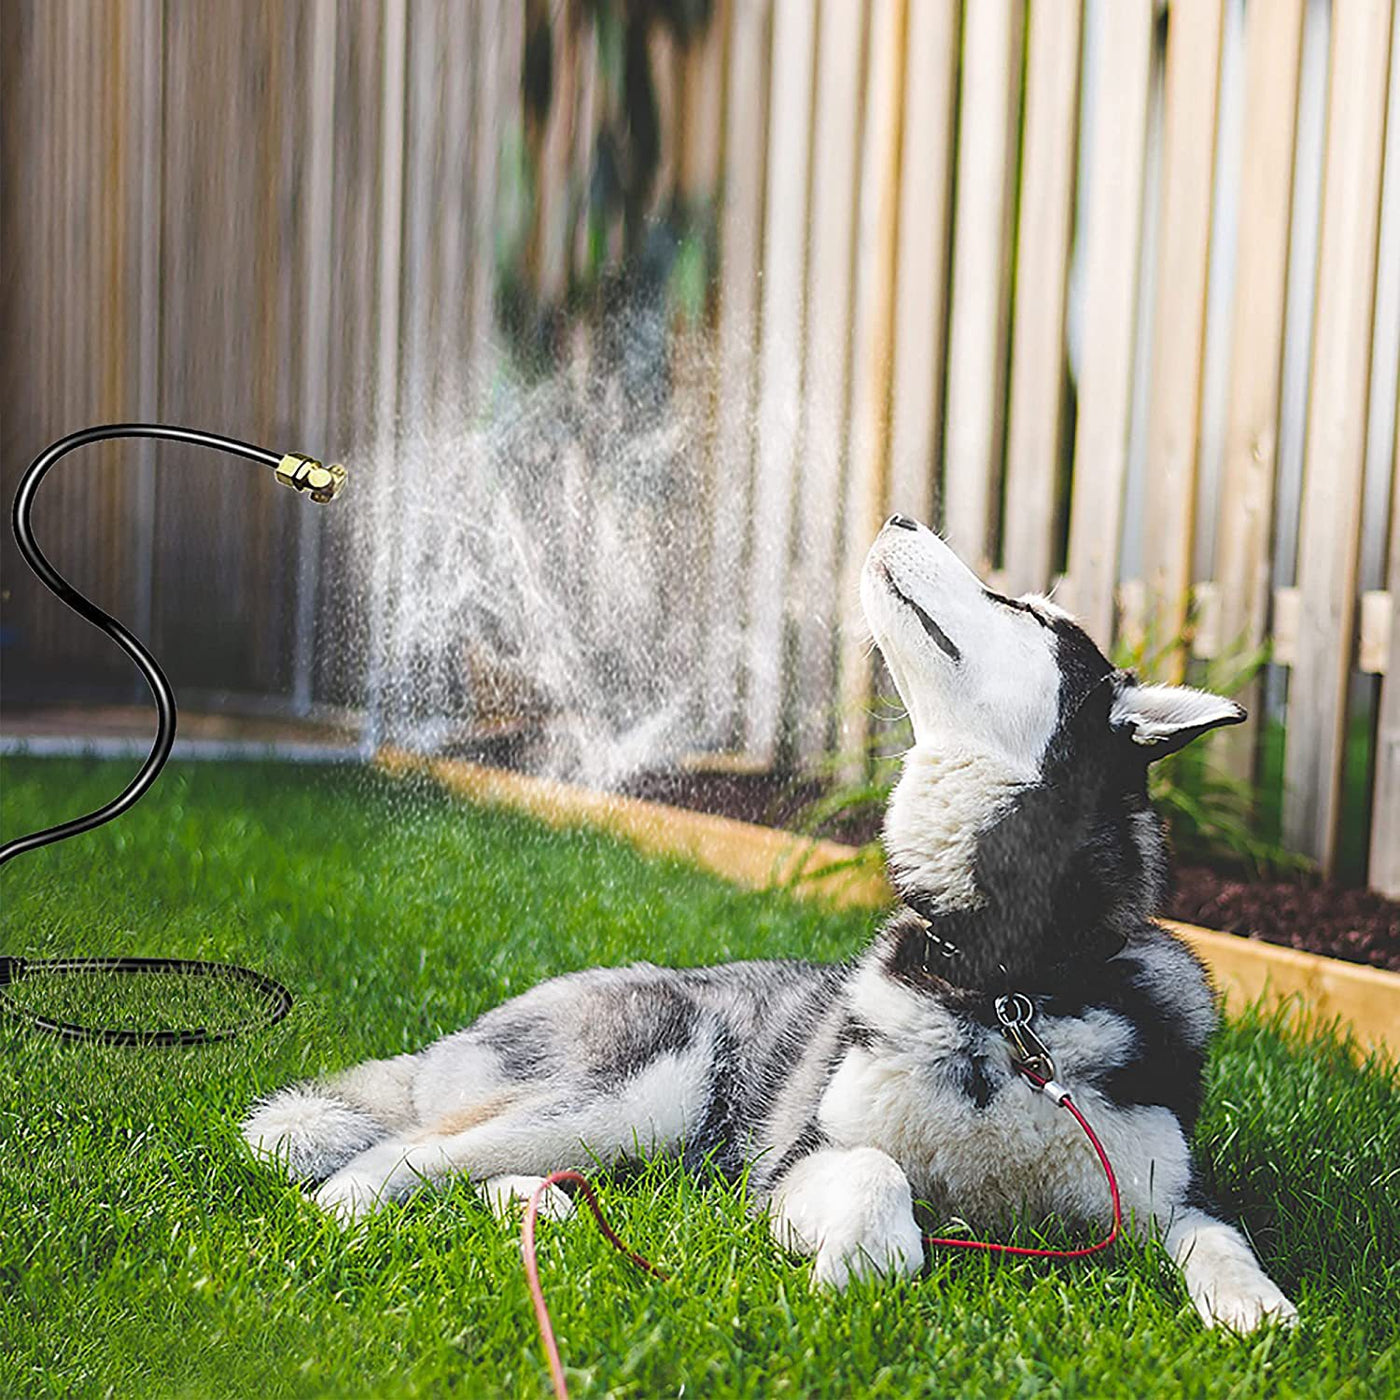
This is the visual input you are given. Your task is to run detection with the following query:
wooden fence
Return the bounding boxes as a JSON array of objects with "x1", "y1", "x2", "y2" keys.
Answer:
[{"x1": 2, "y1": 0, "x2": 1398, "y2": 892}]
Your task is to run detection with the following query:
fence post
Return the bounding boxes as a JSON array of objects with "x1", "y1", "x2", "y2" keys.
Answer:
[
  {"x1": 885, "y1": 0, "x2": 959, "y2": 535},
  {"x1": 1211, "y1": 0, "x2": 1304, "y2": 781},
  {"x1": 292, "y1": 0, "x2": 338, "y2": 716},
  {"x1": 836, "y1": 0, "x2": 907, "y2": 781},
  {"x1": 702, "y1": 0, "x2": 769, "y2": 750},
  {"x1": 941, "y1": 0, "x2": 1021, "y2": 575},
  {"x1": 1003, "y1": 0, "x2": 1082, "y2": 597},
  {"x1": 743, "y1": 0, "x2": 818, "y2": 765},
  {"x1": 1282, "y1": 0, "x2": 1393, "y2": 870},
  {"x1": 363, "y1": 0, "x2": 409, "y2": 753},
  {"x1": 791, "y1": 0, "x2": 873, "y2": 765},
  {"x1": 1139, "y1": 0, "x2": 1224, "y2": 672},
  {"x1": 1366, "y1": 0, "x2": 1400, "y2": 896},
  {"x1": 1063, "y1": 0, "x2": 1154, "y2": 650}
]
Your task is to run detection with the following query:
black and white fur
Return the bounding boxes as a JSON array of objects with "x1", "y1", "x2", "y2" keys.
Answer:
[{"x1": 243, "y1": 517, "x2": 1297, "y2": 1331}]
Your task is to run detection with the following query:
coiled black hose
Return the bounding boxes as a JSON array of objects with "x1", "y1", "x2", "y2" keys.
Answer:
[{"x1": 0, "y1": 423, "x2": 335, "y2": 1045}]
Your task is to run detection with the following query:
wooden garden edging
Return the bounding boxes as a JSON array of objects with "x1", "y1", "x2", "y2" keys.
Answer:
[{"x1": 376, "y1": 748, "x2": 1400, "y2": 1064}]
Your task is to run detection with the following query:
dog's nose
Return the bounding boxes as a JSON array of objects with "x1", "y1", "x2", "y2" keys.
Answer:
[{"x1": 886, "y1": 514, "x2": 919, "y2": 531}]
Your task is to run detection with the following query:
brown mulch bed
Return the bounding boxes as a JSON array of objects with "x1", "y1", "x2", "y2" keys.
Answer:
[
  {"x1": 1167, "y1": 866, "x2": 1399, "y2": 973},
  {"x1": 623, "y1": 769, "x2": 1400, "y2": 974}
]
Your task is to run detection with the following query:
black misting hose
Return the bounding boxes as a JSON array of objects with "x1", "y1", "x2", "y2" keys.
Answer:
[{"x1": 0, "y1": 423, "x2": 346, "y2": 1046}]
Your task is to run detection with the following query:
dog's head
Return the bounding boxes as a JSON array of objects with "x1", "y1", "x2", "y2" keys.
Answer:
[{"x1": 861, "y1": 516, "x2": 1243, "y2": 978}]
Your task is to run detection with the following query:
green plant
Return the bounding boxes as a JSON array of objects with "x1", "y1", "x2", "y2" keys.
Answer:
[
  {"x1": 1111, "y1": 628, "x2": 1313, "y2": 880},
  {"x1": 787, "y1": 709, "x2": 909, "y2": 870}
]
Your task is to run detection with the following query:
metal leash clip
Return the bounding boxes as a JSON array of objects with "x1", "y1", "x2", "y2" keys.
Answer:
[{"x1": 994, "y1": 991, "x2": 1058, "y2": 1082}]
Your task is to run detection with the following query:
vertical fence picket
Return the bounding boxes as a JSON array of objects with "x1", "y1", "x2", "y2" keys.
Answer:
[
  {"x1": 60, "y1": 0, "x2": 79, "y2": 459},
  {"x1": 399, "y1": 9, "x2": 443, "y2": 412},
  {"x1": 1212, "y1": 0, "x2": 1305, "y2": 778},
  {"x1": 791, "y1": 0, "x2": 870, "y2": 764},
  {"x1": 572, "y1": 33, "x2": 607, "y2": 278},
  {"x1": 1064, "y1": 0, "x2": 1154, "y2": 650},
  {"x1": 389, "y1": 0, "x2": 452, "y2": 732},
  {"x1": 129, "y1": 0, "x2": 164, "y2": 670},
  {"x1": 837, "y1": 0, "x2": 907, "y2": 778},
  {"x1": 89, "y1": 3, "x2": 128, "y2": 650},
  {"x1": 1282, "y1": 0, "x2": 1393, "y2": 870},
  {"x1": 649, "y1": 26, "x2": 679, "y2": 225},
  {"x1": 1271, "y1": 0, "x2": 1331, "y2": 691},
  {"x1": 428, "y1": 0, "x2": 474, "y2": 412},
  {"x1": 1366, "y1": 1, "x2": 1400, "y2": 897},
  {"x1": 47, "y1": 1, "x2": 109, "y2": 675},
  {"x1": 1139, "y1": 0, "x2": 1225, "y2": 669},
  {"x1": 1, "y1": 5, "x2": 42, "y2": 553},
  {"x1": 467, "y1": 0, "x2": 509, "y2": 413},
  {"x1": 673, "y1": 4, "x2": 728, "y2": 733},
  {"x1": 1373, "y1": 394, "x2": 1400, "y2": 894},
  {"x1": 702, "y1": 0, "x2": 769, "y2": 749},
  {"x1": 363, "y1": 0, "x2": 409, "y2": 748},
  {"x1": 1003, "y1": 0, "x2": 1082, "y2": 596},
  {"x1": 679, "y1": 2, "x2": 726, "y2": 200},
  {"x1": 743, "y1": 0, "x2": 817, "y2": 763},
  {"x1": 885, "y1": 0, "x2": 959, "y2": 530},
  {"x1": 527, "y1": 1, "x2": 576, "y2": 306},
  {"x1": 941, "y1": 0, "x2": 1021, "y2": 574},
  {"x1": 1372, "y1": 378, "x2": 1400, "y2": 895},
  {"x1": 154, "y1": 3, "x2": 299, "y2": 694},
  {"x1": 93, "y1": 1, "x2": 121, "y2": 611},
  {"x1": 252, "y1": 3, "x2": 313, "y2": 690},
  {"x1": 291, "y1": 0, "x2": 338, "y2": 714},
  {"x1": 313, "y1": 1, "x2": 389, "y2": 709},
  {"x1": 55, "y1": 0, "x2": 71, "y2": 599}
]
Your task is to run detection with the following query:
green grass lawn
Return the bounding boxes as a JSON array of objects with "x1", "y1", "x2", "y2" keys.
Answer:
[{"x1": 2, "y1": 758, "x2": 1397, "y2": 1399}]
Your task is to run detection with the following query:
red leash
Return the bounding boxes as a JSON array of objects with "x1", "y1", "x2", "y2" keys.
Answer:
[
  {"x1": 522, "y1": 1169, "x2": 667, "y2": 1400},
  {"x1": 521, "y1": 1073, "x2": 1122, "y2": 1398},
  {"x1": 922, "y1": 1072, "x2": 1123, "y2": 1258}
]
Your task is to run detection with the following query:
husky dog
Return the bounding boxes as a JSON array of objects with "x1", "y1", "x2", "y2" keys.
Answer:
[{"x1": 244, "y1": 517, "x2": 1297, "y2": 1331}]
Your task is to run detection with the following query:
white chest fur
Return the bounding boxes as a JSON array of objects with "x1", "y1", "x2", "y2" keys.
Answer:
[
  {"x1": 822, "y1": 965, "x2": 1191, "y2": 1228},
  {"x1": 882, "y1": 744, "x2": 1031, "y2": 913}
]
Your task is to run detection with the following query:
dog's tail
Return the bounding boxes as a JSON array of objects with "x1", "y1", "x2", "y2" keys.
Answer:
[{"x1": 241, "y1": 1052, "x2": 419, "y2": 1183}]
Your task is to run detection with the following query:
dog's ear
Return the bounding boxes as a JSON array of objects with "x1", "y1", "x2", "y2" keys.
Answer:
[{"x1": 1109, "y1": 681, "x2": 1245, "y2": 757}]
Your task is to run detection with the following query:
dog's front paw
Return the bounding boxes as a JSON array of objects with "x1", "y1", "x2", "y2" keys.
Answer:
[
  {"x1": 1194, "y1": 1273, "x2": 1299, "y2": 1333},
  {"x1": 771, "y1": 1146, "x2": 925, "y2": 1292},
  {"x1": 1168, "y1": 1211, "x2": 1299, "y2": 1334},
  {"x1": 810, "y1": 1217, "x2": 924, "y2": 1291}
]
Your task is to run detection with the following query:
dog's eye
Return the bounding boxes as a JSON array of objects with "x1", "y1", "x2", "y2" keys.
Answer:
[
  {"x1": 984, "y1": 591, "x2": 1050, "y2": 628},
  {"x1": 901, "y1": 594, "x2": 961, "y2": 661},
  {"x1": 888, "y1": 575, "x2": 961, "y2": 662},
  {"x1": 909, "y1": 599, "x2": 960, "y2": 662}
]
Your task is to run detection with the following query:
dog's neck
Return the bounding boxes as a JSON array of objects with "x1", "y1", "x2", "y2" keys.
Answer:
[
  {"x1": 881, "y1": 743, "x2": 1155, "y2": 992},
  {"x1": 881, "y1": 743, "x2": 1030, "y2": 916}
]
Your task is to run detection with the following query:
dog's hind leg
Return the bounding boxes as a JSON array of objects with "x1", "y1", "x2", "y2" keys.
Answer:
[
  {"x1": 312, "y1": 1049, "x2": 706, "y2": 1222},
  {"x1": 241, "y1": 1052, "x2": 419, "y2": 1184},
  {"x1": 309, "y1": 1094, "x2": 588, "y2": 1222}
]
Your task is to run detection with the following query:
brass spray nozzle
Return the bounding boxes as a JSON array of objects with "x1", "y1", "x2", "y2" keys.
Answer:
[{"x1": 275, "y1": 452, "x2": 348, "y2": 504}]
